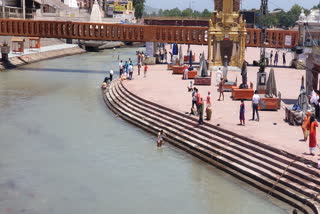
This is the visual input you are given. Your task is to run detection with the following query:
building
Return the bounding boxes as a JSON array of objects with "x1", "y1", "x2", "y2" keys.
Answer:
[
  {"x1": 105, "y1": 0, "x2": 134, "y2": 22},
  {"x1": 297, "y1": 9, "x2": 320, "y2": 95}
]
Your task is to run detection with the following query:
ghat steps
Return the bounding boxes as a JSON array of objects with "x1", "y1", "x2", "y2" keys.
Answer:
[{"x1": 103, "y1": 79, "x2": 320, "y2": 214}]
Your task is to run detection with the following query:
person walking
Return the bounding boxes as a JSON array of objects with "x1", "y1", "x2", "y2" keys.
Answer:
[
  {"x1": 251, "y1": 90, "x2": 260, "y2": 121},
  {"x1": 144, "y1": 63, "x2": 148, "y2": 77},
  {"x1": 308, "y1": 115, "x2": 318, "y2": 156},
  {"x1": 109, "y1": 69, "x2": 114, "y2": 81},
  {"x1": 302, "y1": 112, "x2": 311, "y2": 141},
  {"x1": 270, "y1": 50, "x2": 273, "y2": 66},
  {"x1": 198, "y1": 98, "x2": 204, "y2": 125},
  {"x1": 283, "y1": 52, "x2": 286, "y2": 66},
  {"x1": 239, "y1": 99, "x2": 245, "y2": 125},
  {"x1": 218, "y1": 78, "x2": 224, "y2": 101},
  {"x1": 274, "y1": 51, "x2": 279, "y2": 66}
]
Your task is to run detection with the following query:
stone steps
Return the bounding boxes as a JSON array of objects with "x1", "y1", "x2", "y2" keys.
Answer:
[
  {"x1": 113, "y1": 83, "x2": 320, "y2": 200},
  {"x1": 103, "y1": 80, "x2": 320, "y2": 214}
]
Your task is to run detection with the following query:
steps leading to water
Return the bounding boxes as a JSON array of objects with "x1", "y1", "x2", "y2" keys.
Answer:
[{"x1": 103, "y1": 79, "x2": 320, "y2": 214}]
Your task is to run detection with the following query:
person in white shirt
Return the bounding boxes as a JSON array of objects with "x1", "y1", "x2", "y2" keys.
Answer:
[
  {"x1": 251, "y1": 90, "x2": 260, "y2": 121},
  {"x1": 119, "y1": 60, "x2": 123, "y2": 76},
  {"x1": 128, "y1": 64, "x2": 133, "y2": 80},
  {"x1": 109, "y1": 69, "x2": 114, "y2": 81}
]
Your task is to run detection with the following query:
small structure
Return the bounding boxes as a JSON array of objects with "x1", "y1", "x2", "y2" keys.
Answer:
[
  {"x1": 305, "y1": 46, "x2": 320, "y2": 96},
  {"x1": 11, "y1": 37, "x2": 25, "y2": 54},
  {"x1": 194, "y1": 53, "x2": 212, "y2": 85},
  {"x1": 172, "y1": 45, "x2": 185, "y2": 74},
  {"x1": 232, "y1": 61, "x2": 254, "y2": 99},
  {"x1": 29, "y1": 37, "x2": 41, "y2": 50},
  {"x1": 259, "y1": 68, "x2": 281, "y2": 110}
]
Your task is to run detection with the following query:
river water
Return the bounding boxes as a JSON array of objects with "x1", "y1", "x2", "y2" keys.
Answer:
[{"x1": 0, "y1": 48, "x2": 289, "y2": 214}]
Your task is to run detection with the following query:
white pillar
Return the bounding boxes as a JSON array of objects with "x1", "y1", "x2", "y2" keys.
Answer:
[
  {"x1": 2, "y1": 0, "x2": 5, "y2": 18},
  {"x1": 22, "y1": 0, "x2": 25, "y2": 19}
]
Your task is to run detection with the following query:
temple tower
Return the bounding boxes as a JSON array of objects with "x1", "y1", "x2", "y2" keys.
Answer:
[{"x1": 208, "y1": 0, "x2": 246, "y2": 67}]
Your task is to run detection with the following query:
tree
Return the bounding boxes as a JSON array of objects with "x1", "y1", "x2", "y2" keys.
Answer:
[
  {"x1": 181, "y1": 8, "x2": 193, "y2": 17},
  {"x1": 201, "y1": 9, "x2": 211, "y2": 17},
  {"x1": 132, "y1": 0, "x2": 145, "y2": 19},
  {"x1": 312, "y1": 4, "x2": 320, "y2": 9}
]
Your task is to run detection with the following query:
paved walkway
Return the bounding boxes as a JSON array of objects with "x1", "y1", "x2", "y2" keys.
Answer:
[
  {"x1": 124, "y1": 46, "x2": 319, "y2": 164},
  {"x1": 8, "y1": 44, "x2": 79, "y2": 58}
]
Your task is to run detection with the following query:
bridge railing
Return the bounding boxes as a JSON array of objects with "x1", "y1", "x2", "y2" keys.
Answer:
[
  {"x1": 0, "y1": 19, "x2": 208, "y2": 45},
  {"x1": 0, "y1": 19, "x2": 298, "y2": 48},
  {"x1": 246, "y1": 28, "x2": 298, "y2": 48}
]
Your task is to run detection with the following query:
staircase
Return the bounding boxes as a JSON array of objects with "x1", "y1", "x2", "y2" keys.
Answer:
[{"x1": 103, "y1": 79, "x2": 320, "y2": 214}]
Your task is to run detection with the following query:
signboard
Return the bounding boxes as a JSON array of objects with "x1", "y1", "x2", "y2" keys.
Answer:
[
  {"x1": 107, "y1": 7, "x2": 114, "y2": 16},
  {"x1": 284, "y1": 35, "x2": 292, "y2": 46},
  {"x1": 145, "y1": 42, "x2": 154, "y2": 57}
]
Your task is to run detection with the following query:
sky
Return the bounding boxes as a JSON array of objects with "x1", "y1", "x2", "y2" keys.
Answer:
[{"x1": 145, "y1": 0, "x2": 318, "y2": 12}]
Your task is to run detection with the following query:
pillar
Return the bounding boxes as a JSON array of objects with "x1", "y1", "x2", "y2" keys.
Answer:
[
  {"x1": 215, "y1": 41, "x2": 221, "y2": 65},
  {"x1": 21, "y1": 0, "x2": 25, "y2": 19},
  {"x1": 208, "y1": 35, "x2": 212, "y2": 63},
  {"x1": 2, "y1": 0, "x2": 5, "y2": 18}
]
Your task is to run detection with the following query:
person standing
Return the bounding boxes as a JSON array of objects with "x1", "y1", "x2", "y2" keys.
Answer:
[
  {"x1": 308, "y1": 115, "x2": 318, "y2": 156},
  {"x1": 283, "y1": 52, "x2": 286, "y2": 66},
  {"x1": 192, "y1": 88, "x2": 197, "y2": 109},
  {"x1": 302, "y1": 112, "x2": 311, "y2": 141},
  {"x1": 251, "y1": 90, "x2": 260, "y2": 121},
  {"x1": 144, "y1": 63, "x2": 148, "y2": 77},
  {"x1": 128, "y1": 63, "x2": 133, "y2": 80},
  {"x1": 239, "y1": 99, "x2": 245, "y2": 125},
  {"x1": 218, "y1": 78, "x2": 224, "y2": 101},
  {"x1": 274, "y1": 51, "x2": 279, "y2": 66},
  {"x1": 137, "y1": 61, "x2": 142, "y2": 76},
  {"x1": 119, "y1": 60, "x2": 123, "y2": 77},
  {"x1": 270, "y1": 50, "x2": 273, "y2": 66},
  {"x1": 183, "y1": 64, "x2": 189, "y2": 80},
  {"x1": 164, "y1": 49, "x2": 168, "y2": 63},
  {"x1": 125, "y1": 61, "x2": 129, "y2": 75},
  {"x1": 109, "y1": 69, "x2": 114, "y2": 81},
  {"x1": 198, "y1": 98, "x2": 204, "y2": 125},
  {"x1": 206, "y1": 91, "x2": 211, "y2": 107}
]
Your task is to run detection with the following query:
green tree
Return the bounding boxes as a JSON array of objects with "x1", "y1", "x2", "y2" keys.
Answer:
[
  {"x1": 181, "y1": 8, "x2": 193, "y2": 17},
  {"x1": 132, "y1": 0, "x2": 145, "y2": 19},
  {"x1": 201, "y1": 9, "x2": 211, "y2": 17},
  {"x1": 312, "y1": 4, "x2": 320, "y2": 9}
]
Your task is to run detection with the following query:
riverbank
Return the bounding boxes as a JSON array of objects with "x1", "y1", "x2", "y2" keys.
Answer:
[{"x1": 0, "y1": 43, "x2": 86, "y2": 71}]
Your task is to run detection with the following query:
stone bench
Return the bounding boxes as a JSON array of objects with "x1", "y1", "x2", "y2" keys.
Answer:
[
  {"x1": 187, "y1": 70, "x2": 198, "y2": 79},
  {"x1": 232, "y1": 85, "x2": 254, "y2": 100},
  {"x1": 172, "y1": 66, "x2": 184, "y2": 74}
]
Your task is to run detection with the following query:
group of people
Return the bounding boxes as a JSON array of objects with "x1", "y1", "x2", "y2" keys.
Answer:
[
  {"x1": 118, "y1": 56, "x2": 149, "y2": 81},
  {"x1": 269, "y1": 50, "x2": 286, "y2": 66},
  {"x1": 190, "y1": 87, "x2": 211, "y2": 125}
]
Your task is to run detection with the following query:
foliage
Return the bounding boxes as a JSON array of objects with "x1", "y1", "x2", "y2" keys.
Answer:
[
  {"x1": 132, "y1": 0, "x2": 145, "y2": 19},
  {"x1": 144, "y1": 7, "x2": 212, "y2": 18}
]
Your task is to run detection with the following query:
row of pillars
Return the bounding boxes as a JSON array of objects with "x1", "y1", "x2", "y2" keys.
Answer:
[{"x1": 2, "y1": 0, "x2": 26, "y2": 19}]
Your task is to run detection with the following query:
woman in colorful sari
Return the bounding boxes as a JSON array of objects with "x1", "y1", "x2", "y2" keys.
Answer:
[
  {"x1": 308, "y1": 115, "x2": 318, "y2": 156},
  {"x1": 301, "y1": 112, "x2": 311, "y2": 141}
]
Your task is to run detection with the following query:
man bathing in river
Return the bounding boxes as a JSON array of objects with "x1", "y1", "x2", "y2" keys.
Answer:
[{"x1": 157, "y1": 129, "x2": 166, "y2": 147}]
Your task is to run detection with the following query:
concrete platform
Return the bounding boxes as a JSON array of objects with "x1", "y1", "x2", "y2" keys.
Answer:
[{"x1": 125, "y1": 46, "x2": 319, "y2": 164}]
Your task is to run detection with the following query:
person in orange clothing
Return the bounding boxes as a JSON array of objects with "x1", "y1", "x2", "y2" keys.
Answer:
[
  {"x1": 308, "y1": 115, "x2": 318, "y2": 156},
  {"x1": 301, "y1": 112, "x2": 311, "y2": 141}
]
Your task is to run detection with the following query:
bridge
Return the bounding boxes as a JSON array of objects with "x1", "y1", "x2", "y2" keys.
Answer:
[{"x1": 0, "y1": 19, "x2": 298, "y2": 48}]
